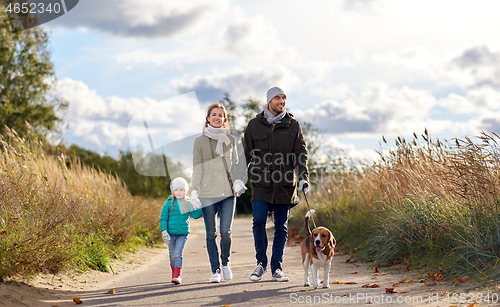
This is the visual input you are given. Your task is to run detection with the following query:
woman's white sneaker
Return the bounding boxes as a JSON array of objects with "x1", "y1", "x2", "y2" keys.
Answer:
[
  {"x1": 222, "y1": 265, "x2": 233, "y2": 280},
  {"x1": 211, "y1": 269, "x2": 221, "y2": 283}
]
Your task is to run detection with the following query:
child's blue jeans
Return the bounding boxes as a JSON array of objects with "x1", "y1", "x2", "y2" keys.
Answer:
[{"x1": 168, "y1": 234, "x2": 187, "y2": 267}]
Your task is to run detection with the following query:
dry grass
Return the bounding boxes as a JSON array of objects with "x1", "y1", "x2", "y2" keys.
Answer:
[
  {"x1": 0, "y1": 125, "x2": 161, "y2": 279},
  {"x1": 291, "y1": 129, "x2": 500, "y2": 281}
]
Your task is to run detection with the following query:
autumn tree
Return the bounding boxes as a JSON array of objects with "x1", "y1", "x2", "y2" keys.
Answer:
[{"x1": 0, "y1": 4, "x2": 67, "y2": 138}]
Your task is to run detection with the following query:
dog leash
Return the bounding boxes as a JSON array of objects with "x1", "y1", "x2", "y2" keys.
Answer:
[{"x1": 303, "y1": 190, "x2": 317, "y2": 229}]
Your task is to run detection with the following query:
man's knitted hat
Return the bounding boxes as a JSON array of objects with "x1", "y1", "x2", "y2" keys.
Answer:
[
  {"x1": 266, "y1": 86, "x2": 286, "y2": 104},
  {"x1": 170, "y1": 177, "x2": 189, "y2": 193}
]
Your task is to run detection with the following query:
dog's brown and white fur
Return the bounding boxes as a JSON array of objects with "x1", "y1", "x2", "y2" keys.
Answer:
[{"x1": 301, "y1": 213, "x2": 336, "y2": 289}]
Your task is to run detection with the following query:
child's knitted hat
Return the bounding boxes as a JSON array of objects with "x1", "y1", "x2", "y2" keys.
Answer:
[{"x1": 170, "y1": 177, "x2": 189, "y2": 193}]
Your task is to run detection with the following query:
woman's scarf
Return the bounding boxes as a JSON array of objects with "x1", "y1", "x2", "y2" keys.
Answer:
[
  {"x1": 264, "y1": 104, "x2": 286, "y2": 126},
  {"x1": 203, "y1": 124, "x2": 231, "y2": 156}
]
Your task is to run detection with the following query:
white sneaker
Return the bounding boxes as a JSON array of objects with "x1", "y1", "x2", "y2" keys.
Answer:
[
  {"x1": 222, "y1": 265, "x2": 233, "y2": 280},
  {"x1": 211, "y1": 269, "x2": 221, "y2": 283}
]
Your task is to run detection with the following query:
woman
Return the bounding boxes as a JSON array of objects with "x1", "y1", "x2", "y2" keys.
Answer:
[{"x1": 190, "y1": 103, "x2": 247, "y2": 283}]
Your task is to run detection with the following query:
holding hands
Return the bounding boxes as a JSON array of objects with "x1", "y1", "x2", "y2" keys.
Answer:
[
  {"x1": 233, "y1": 179, "x2": 248, "y2": 197},
  {"x1": 190, "y1": 190, "x2": 202, "y2": 209}
]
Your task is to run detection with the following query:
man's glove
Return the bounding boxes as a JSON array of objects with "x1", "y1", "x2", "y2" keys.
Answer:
[
  {"x1": 233, "y1": 179, "x2": 248, "y2": 197},
  {"x1": 162, "y1": 230, "x2": 170, "y2": 245},
  {"x1": 299, "y1": 180, "x2": 310, "y2": 194},
  {"x1": 191, "y1": 190, "x2": 201, "y2": 208}
]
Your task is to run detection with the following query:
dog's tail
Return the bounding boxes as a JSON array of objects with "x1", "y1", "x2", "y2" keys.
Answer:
[{"x1": 304, "y1": 209, "x2": 315, "y2": 237}]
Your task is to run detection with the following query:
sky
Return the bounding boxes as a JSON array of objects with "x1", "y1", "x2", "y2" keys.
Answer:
[{"x1": 42, "y1": 0, "x2": 500, "y2": 165}]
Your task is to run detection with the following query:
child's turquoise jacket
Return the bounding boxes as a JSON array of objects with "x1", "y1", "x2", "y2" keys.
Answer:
[{"x1": 160, "y1": 195, "x2": 202, "y2": 235}]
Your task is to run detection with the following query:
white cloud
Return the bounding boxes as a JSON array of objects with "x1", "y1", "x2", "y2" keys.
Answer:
[
  {"x1": 49, "y1": 0, "x2": 229, "y2": 38},
  {"x1": 172, "y1": 66, "x2": 301, "y2": 103},
  {"x1": 57, "y1": 78, "x2": 206, "y2": 155},
  {"x1": 446, "y1": 43, "x2": 500, "y2": 90}
]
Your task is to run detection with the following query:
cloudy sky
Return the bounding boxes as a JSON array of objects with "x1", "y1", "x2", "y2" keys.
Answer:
[{"x1": 44, "y1": 0, "x2": 500, "y2": 163}]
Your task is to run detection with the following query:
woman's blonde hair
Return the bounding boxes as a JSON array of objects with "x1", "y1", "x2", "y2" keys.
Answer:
[{"x1": 205, "y1": 103, "x2": 230, "y2": 129}]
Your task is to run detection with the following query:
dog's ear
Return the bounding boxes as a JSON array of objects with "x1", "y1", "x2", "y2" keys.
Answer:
[{"x1": 329, "y1": 233, "x2": 336, "y2": 248}]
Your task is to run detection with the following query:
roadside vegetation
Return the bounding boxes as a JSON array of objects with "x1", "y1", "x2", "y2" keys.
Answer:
[
  {"x1": 290, "y1": 129, "x2": 500, "y2": 285},
  {"x1": 0, "y1": 125, "x2": 161, "y2": 279}
]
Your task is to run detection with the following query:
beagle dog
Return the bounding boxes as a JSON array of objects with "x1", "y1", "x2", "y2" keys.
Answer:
[{"x1": 301, "y1": 211, "x2": 336, "y2": 289}]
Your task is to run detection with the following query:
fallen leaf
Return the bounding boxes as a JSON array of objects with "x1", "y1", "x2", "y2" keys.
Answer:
[
  {"x1": 392, "y1": 283, "x2": 400, "y2": 287},
  {"x1": 466, "y1": 302, "x2": 478, "y2": 307},
  {"x1": 373, "y1": 265, "x2": 379, "y2": 273},
  {"x1": 399, "y1": 278, "x2": 406, "y2": 283},
  {"x1": 106, "y1": 289, "x2": 115, "y2": 294},
  {"x1": 343, "y1": 293, "x2": 351, "y2": 296},
  {"x1": 407, "y1": 277, "x2": 413, "y2": 282},
  {"x1": 330, "y1": 280, "x2": 342, "y2": 284},
  {"x1": 346, "y1": 265, "x2": 353, "y2": 268},
  {"x1": 427, "y1": 269, "x2": 444, "y2": 281},
  {"x1": 418, "y1": 278, "x2": 427, "y2": 283},
  {"x1": 452, "y1": 275, "x2": 470, "y2": 284},
  {"x1": 362, "y1": 284, "x2": 380, "y2": 288},
  {"x1": 425, "y1": 281, "x2": 436, "y2": 286},
  {"x1": 429, "y1": 288, "x2": 436, "y2": 291},
  {"x1": 385, "y1": 288, "x2": 397, "y2": 294},
  {"x1": 440, "y1": 291, "x2": 448, "y2": 296},
  {"x1": 243, "y1": 290, "x2": 250, "y2": 292},
  {"x1": 345, "y1": 282, "x2": 358, "y2": 284},
  {"x1": 350, "y1": 271, "x2": 358, "y2": 274},
  {"x1": 73, "y1": 297, "x2": 83, "y2": 304}
]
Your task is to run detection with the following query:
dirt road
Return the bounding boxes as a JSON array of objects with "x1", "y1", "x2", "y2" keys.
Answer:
[{"x1": 1, "y1": 217, "x2": 495, "y2": 306}]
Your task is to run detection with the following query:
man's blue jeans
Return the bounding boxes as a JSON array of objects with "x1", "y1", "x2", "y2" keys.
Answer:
[
  {"x1": 201, "y1": 197, "x2": 236, "y2": 273},
  {"x1": 252, "y1": 200, "x2": 290, "y2": 274},
  {"x1": 168, "y1": 234, "x2": 187, "y2": 267}
]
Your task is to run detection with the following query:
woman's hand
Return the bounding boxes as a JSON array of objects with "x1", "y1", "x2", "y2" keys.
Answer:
[
  {"x1": 233, "y1": 179, "x2": 248, "y2": 197},
  {"x1": 162, "y1": 230, "x2": 170, "y2": 245},
  {"x1": 191, "y1": 190, "x2": 202, "y2": 208}
]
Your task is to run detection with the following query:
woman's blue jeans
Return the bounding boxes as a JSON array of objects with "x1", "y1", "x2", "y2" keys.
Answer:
[
  {"x1": 252, "y1": 200, "x2": 290, "y2": 274},
  {"x1": 201, "y1": 197, "x2": 236, "y2": 273},
  {"x1": 168, "y1": 234, "x2": 187, "y2": 267}
]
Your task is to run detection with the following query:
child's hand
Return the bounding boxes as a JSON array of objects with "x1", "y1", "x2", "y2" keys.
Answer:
[{"x1": 162, "y1": 230, "x2": 170, "y2": 245}]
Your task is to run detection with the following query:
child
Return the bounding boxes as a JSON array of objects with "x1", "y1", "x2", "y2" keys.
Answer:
[{"x1": 160, "y1": 177, "x2": 202, "y2": 284}]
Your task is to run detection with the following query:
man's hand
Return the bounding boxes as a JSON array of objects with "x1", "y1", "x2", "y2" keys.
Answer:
[
  {"x1": 191, "y1": 190, "x2": 201, "y2": 208},
  {"x1": 162, "y1": 230, "x2": 170, "y2": 245},
  {"x1": 233, "y1": 179, "x2": 248, "y2": 197},
  {"x1": 299, "y1": 180, "x2": 310, "y2": 194}
]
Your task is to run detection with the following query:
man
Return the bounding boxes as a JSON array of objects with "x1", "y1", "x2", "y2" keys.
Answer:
[{"x1": 243, "y1": 86, "x2": 310, "y2": 282}]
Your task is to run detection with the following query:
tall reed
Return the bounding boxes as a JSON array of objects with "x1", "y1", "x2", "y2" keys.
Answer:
[
  {"x1": 0, "y1": 124, "x2": 161, "y2": 278},
  {"x1": 291, "y1": 130, "x2": 500, "y2": 278}
]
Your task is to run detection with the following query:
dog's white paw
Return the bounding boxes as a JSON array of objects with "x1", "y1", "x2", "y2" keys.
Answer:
[
  {"x1": 322, "y1": 283, "x2": 330, "y2": 288},
  {"x1": 304, "y1": 282, "x2": 310, "y2": 286}
]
